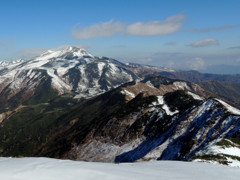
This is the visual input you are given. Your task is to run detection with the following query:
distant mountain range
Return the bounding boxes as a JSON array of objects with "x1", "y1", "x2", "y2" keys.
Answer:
[
  {"x1": 159, "y1": 70, "x2": 240, "y2": 108},
  {"x1": 201, "y1": 64, "x2": 240, "y2": 75},
  {"x1": 0, "y1": 46, "x2": 239, "y2": 167}
]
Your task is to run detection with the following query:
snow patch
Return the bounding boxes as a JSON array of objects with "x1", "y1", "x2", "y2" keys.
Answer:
[
  {"x1": 46, "y1": 69, "x2": 71, "y2": 92},
  {"x1": 97, "y1": 62, "x2": 105, "y2": 76},
  {"x1": 196, "y1": 139, "x2": 240, "y2": 168},
  {"x1": 200, "y1": 143, "x2": 240, "y2": 157},
  {"x1": 226, "y1": 157, "x2": 240, "y2": 167},
  {"x1": 173, "y1": 81, "x2": 189, "y2": 90},
  {"x1": 157, "y1": 96, "x2": 179, "y2": 116},
  {"x1": 121, "y1": 89, "x2": 136, "y2": 98},
  {"x1": 109, "y1": 63, "x2": 120, "y2": 74},
  {"x1": 146, "y1": 80, "x2": 155, "y2": 88},
  {"x1": 215, "y1": 99, "x2": 240, "y2": 115},
  {"x1": 187, "y1": 91, "x2": 204, "y2": 100}
]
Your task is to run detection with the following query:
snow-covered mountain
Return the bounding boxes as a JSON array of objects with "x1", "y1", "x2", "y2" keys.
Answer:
[
  {"x1": 0, "y1": 46, "x2": 143, "y2": 111},
  {"x1": 0, "y1": 47, "x2": 240, "y2": 168},
  {"x1": 0, "y1": 46, "x2": 180, "y2": 112},
  {"x1": 0, "y1": 46, "x2": 136, "y2": 96}
]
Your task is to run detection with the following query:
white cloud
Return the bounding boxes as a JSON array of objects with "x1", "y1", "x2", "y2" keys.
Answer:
[
  {"x1": 185, "y1": 57, "x2": 206, "y2": 70},
  {"x1": 72, "y1": 20, "x2": 125, "y2": 39},
  {"x1": 72, "y1": 14, "x2": 185, "y2": 39},
  {"x1": 126, "y1": 14, "x2": 185, "y2": 36},
  {"x1": 189, "y1": 38, "x2": 219, "y2": 47},
  {"x1": 236, "y1": 58, "x2": 240, "y2": 63},
  {"x1": 145, "y1": 52, "x2": 208, "y2": 71}
]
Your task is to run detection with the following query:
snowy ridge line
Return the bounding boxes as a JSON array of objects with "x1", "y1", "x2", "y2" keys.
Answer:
[
  {"x1": 215, "y1": 98, "x2": 240, "y2": 115},
  {"x1": 115, "y1": 97, "x2": 240, "y2": 164},
  {"x1": 187, "y1": 91, "x2": 204, "y2": 100}
]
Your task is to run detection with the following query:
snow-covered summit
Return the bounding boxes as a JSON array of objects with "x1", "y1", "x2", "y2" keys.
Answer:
[
  {"x1": 35, "y1": 46, "x2": 94, "y2": 61},
  {"x1": 0, "y1": 45, "x2": 138, "y2": 100}
]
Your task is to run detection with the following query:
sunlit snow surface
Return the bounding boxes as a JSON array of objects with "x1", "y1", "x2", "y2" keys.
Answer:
[
  {"x1": 215, "y1": 98, "x2": 240, "y2": 115},
  {"x1": 121, "y1": 89, "x2": 136, "y2": 98},
  {"x1": 0, "y1": 158, "x2": 239, "y2": 180},
  {"x1": 187, "y1": 91, "x2": 204, "y2": 100}
]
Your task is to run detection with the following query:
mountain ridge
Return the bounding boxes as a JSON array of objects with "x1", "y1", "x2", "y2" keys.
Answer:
[{"x1": 0, "y1": 46, "x2": 240, "y2": 167}]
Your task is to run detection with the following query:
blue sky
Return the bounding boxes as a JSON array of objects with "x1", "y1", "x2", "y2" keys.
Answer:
[{"x1": 0, "y1": 0, "x2": 240, "y2": 73}]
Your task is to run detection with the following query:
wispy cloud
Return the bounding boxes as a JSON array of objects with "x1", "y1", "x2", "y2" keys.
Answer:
[
  {"x1": 190, "y1": 25, "x2": 239, "y2": 33},
  {"x1": 72, "y1": 20, "x2": 125, "y2": 39},
  {"x1": 0, "y1": 39, "x2": 15, "y2": 50},
  {"x1": 164, "y1": 41, "x2": 176, "y2": 46},
  {"x1": 151, "y1": 52, "x2": 206, "y2": 70},
  {"x1": 126, "y1": 52, "x2": 207, "y2": 71},
  {"x1": 122, "y1": 50, "x2": 240, "y2": 72},
  {"x1": 188, "y1": 38, "x2": 219, "y2": 47},
  {"x1": 72, "y1": 14, "x2": 185, "y2": 39},
  {"x1": 228, "y1": 46, "x2": 240, "y2": 50},
  {"x1": 185, "y1": 57, "x2": 206, "y2": 70},
  {"x1": 126, "y1": 14, "x2": 185, "y2": 36},
  {"x1": 17, "y1": 48, "x2": 48, "y2": 59}
]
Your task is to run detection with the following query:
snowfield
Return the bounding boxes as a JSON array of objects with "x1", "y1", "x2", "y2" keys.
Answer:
[{"x1": 0, "y1": 158, "x2": 240, "y2": 180}]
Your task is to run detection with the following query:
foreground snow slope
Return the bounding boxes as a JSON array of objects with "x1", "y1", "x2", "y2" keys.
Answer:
[{"x1": 0, "y1": 158, "x2": 239, "y2": 180}]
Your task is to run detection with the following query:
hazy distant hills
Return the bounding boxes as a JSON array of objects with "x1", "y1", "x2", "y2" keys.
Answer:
[
  {"x1": 159, "y1": 70, "x2": 240, "y2": 83},
  {"x1": 202, "y1": 64, "x2": 240, "y2": 75},
  {"x1": 159, "y1": 71, "x2": 240, "y2": 109},
  {"x1": 199, "y1": 81, "x2": 240, "y2": 108}
]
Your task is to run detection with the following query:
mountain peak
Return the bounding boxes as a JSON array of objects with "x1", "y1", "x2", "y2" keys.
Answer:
[{"x1": 35, "y1": 46, "x2": 94, "y2": 61}]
